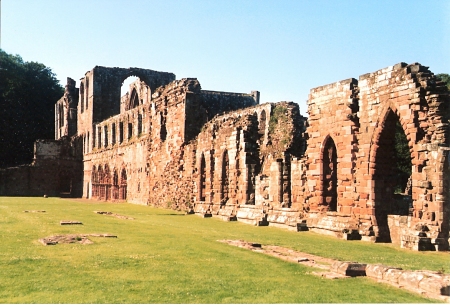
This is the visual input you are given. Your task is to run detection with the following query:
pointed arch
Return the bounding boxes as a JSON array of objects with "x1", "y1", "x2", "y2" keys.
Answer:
[
  {"x1": 92, "y1": 165, "x2": 98, "y2": 198},
  {"x1": 125, "y1": 87, "x2": 140, "y2": 111},
  {"x1": 97, "y1": 165, "x2": 103, "y2": 182},
  {"x1": 368, "y1": 104, "x2": 413, "y2": 170},
  {"x1": 112, "y1": 169, "x2": 119, "y2": 200},
  {"x1": 120, "y1": 168, "x2": 127, "y2": 200},
  {"x1": 97, "y1": 165, "x2": 104, "y2": 199},
  {"x1": 369, "y1": 106, "x2": 413, "y2": 242},
  {"x1": 321, "y1": 135, "x2": 337, "y2": 212}
]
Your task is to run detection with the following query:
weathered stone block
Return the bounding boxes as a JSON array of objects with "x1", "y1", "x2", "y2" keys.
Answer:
[
  {"x1": 398, "y1": 271, "x2": 425, "y2": 289},
  {"x1": 365, "y1": 264, "x2": 402, "y2": 280},
  {"x1": 331, "y1": 261, "x2": 367, "y2": 277}
]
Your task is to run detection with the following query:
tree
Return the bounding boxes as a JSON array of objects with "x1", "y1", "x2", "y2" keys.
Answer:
[
  {"x1": 394, "y1": 121, "x2": 412, "y2": 193},
  {"x1": 0, "y1": 50, "x2": 64, "y2": 168},
  {"x1": 436, "y1": 73, "x2": 450, "y2": 90}
]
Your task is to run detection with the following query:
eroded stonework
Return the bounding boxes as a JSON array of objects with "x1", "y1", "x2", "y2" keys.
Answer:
[{"x1": 1, "y1": 63, "x2": 449, "y2": 251}]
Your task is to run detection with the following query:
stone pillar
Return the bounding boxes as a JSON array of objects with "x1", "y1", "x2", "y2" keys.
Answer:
[{"x1": 269, "y1": 159, "x2": 283, "y2": 207}]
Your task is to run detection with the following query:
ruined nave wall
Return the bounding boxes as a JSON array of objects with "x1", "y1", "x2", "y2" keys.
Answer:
[
  {"x1": 355, "y1": 63, "x2": 450, "y2": 247},
  {"x1": 192, "y1": 101, "x2": 306, "y2": 223},
  {"x1": 84, "y1": 78, "x2": 202, "y2": 205},
  {"x1": 302, "y1": 62, "x2": 450, "y2": 250}
]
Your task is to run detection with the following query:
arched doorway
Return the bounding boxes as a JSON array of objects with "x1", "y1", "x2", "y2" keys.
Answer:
[
  {"x1": 91, "y1": 165, "x2": 98, "y2": 198},
  {"x1": 322, "y1": 136, "x2": 337, "y2": 212},
  {"x1": 59, "y1": 171, "x2": 72, "y2": 195},
  {"x1": 104, "y1": 165, "x2": 111, "y2": 201},
  {"x1": 120, "y1": 169, "x2": 127, "y2": 200},
  {"x1": 112, "y1": 169, "x2": 119, "y2": 200},
  {"x1": 97, "y1": 165, "x2": 104, "y2": 199},
  {"x1": 371, "y1": 109, "x2": 412, "y2": 242}
]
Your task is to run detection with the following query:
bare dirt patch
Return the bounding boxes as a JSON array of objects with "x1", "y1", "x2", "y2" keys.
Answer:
[{"x1": 39, "y1": 233, "x2": 117, "y2": 245}]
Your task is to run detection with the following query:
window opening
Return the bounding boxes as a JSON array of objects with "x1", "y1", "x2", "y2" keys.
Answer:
[
  {"x1": 119, "y1": 122, "x2": 124, "y2": 143},
  {"x1": 200, "y1": 154, "x2": 206, "y2": 201},
  {"x1": 221, "y1": 151, "x2": 230, "y2": 204},
  {"x1": 322, "y1": 137, "x2": 337, "y2": 212},
  {"x1": 111, "y1": 123, "x2": 116, "y2": 145}
]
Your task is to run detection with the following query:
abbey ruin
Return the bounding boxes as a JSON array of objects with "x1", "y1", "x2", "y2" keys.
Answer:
[{"x1": 1, "y1": 62, "x2": 449, "y2": 251}]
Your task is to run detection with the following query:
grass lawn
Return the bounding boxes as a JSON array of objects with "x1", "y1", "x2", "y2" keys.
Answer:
[{"x1": 0, "y1": 197, "x2": 447, "y2": 303}]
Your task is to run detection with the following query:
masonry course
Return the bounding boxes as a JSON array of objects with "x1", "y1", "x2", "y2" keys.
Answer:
[{"x1": 0, "y1": 62, "x2": 448, "y2": 251}]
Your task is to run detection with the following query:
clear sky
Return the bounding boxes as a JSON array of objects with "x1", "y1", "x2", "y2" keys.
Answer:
[{"x1": 2, "y1": 0, "x2": 449, "y2": 115}]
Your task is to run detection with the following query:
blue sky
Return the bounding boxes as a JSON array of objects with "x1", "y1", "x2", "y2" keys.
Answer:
[{"x1": 2, "y1": 0, "x2": 449, "y2": 115}]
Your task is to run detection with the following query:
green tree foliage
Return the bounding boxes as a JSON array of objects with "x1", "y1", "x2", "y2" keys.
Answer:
[
  {"x1": 0, "y1": 50, "x2": 63, "y2": 168},
  {"x1": 394, "y1": 121, "x2": 412, "y2": 193},
  {"x1": 392, "y1": 72, "x2": 449, "y2": 192},
  {"x1": 436, "y1": 73, "x2": 450, "y2": 90}
]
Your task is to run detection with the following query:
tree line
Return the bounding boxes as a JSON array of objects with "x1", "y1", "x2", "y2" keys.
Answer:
[{"x1": 0, "y1": 49, "x2": 63, "y2": 168}]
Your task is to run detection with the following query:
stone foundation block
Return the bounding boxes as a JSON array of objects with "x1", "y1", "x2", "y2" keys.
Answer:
[
  {"x1": 383, "y1": 268, "x2": 404, "y2": 284},
  {"x1": 398, "y1": 271, "x2": 426, "y2": 289},
  {"x1": 296, "y1": 220, "x2": 309, "y2": 231},
  {"x1": 217, "y1": 205, "x2": 237, "y2": 221},
  {"x1": 331, "y1": 261, "x2": 367, "y2": 277},
  {"x1": 194, "y1": 203, "x2": 212, "y2": 217},
  {"x1": 342, "y1": 230, "x2": 362, "y2": 240},
  {"x1": 366, "y1": 264, "x2": 402, "y2": 280},
  {"x1": 236, "y1": 205, "x2": 267, "y2": 226},
  {"x1": 418, "y1": 273, "x2": 450, "y2": 296}
]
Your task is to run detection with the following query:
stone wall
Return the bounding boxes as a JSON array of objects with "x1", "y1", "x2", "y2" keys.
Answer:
[
  {"x1": 85, "y1": 78, "x2": 202, "y2": 205},
  {"x1": 201, "y1": 90, "x2": 259, "y2": 120},
  {"x1": 301, "y1": 62, "x2": 450, "y2": 250},
  {"x1": 0, "y1": 138, "x2": 82, "y2": 197},
  {"x1": 55, "y1": 78, "x2": 78, "y2": 140},
  {"x1": 3, "y1": 62, "x2": 449, "y2": 251}
]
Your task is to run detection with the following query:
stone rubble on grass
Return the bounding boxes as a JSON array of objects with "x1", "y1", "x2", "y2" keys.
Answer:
[
  {"x1": 219, "y1": 239, "x2": 450, "y2": 302},
  {"x1": 39, "y1": 233, "x2": 117, "y2": 246},
  {"x1": 94, "y1": 211, "x2": 134, "y2": 220},
  {"x1": 60, "y1": 220, "x2": 83, "y2": 225},
  {"x1": 23, "y1": 210, "x2": 46, "y2": 213}
]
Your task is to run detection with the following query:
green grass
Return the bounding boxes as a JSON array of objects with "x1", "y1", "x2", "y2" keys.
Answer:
[{"x1": 0, "y1": 197, "x2": 446, "y2": 303}]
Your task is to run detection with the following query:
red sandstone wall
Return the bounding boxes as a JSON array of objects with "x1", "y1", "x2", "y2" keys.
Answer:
[{"x1": 302, "y1": 62, "x2": 449, "y2": 249}]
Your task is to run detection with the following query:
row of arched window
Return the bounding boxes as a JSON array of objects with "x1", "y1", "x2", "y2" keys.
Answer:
[
  {"x1": 198, "y1": 150, "x2": 236, "y2": 204},
  {"x1": 92, "y1": 165, "x2": 127, "y2": 200},
  {"x1": 94, "y1": 114, "x2": 144, "y2": 150}
]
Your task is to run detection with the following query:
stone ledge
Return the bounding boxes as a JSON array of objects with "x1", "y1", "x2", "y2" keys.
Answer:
[
  {"x1": 365, "y1": 264, "x2": 450, "y2": 297},
  {"x1": 220, "y1": 239, "x2": 450, "y2": 301}
]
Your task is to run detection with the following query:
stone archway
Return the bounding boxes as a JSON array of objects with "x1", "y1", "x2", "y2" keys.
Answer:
[
  {"x1": 369, "y1": 108, "x2": 413, "y2": 242},
  {"x1": 104, "y1": 165, "x2": 111, "y2": 201},
  {"x1": 124, "y1": 87, "x2": 140, "y2": 111},
  {"x1": 119, "y1": 168, "x2": 127, "y2": 200},
  {"x1": 112, "y1": 169, "x2": 119, "y2": 200},
  {"x1": 58, "y1": 171, "x2": 72, "y2": 195},
  {"x1": 91, "y1": 165, "x2": 98, "y2": 198}
]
